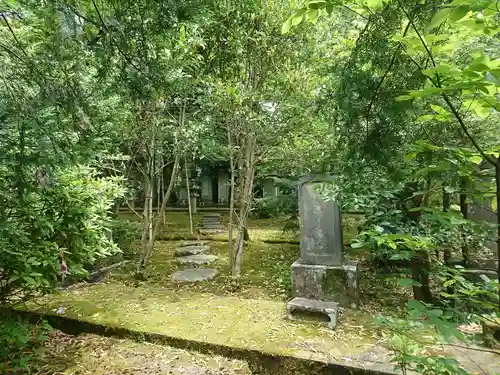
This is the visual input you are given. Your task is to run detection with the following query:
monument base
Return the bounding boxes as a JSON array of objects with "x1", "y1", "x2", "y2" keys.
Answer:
[{"x1": 291, "y1": 260, "x2": 360, "y2": 309}]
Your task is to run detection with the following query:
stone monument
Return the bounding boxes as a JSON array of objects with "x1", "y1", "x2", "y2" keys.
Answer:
[{"x1": 286, "y1": 176, "x2": 361, "y2": 329}]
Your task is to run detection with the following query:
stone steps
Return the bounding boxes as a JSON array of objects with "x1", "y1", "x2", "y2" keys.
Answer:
[
  {"x1": 170, "y1": 237, "x2": 219, "y2": 282},
  {"x1": 198, "y1": 213, "x2": 226, "y2": 234}
]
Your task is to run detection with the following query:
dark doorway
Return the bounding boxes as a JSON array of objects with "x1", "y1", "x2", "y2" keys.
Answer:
[{"x1": 211, "y1": 175, "x2": 219, "y2": 204}]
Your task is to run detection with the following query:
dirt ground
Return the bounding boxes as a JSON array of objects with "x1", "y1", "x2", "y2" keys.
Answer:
[{"x1": 35, "y1": 331, "x2": 251, "y2": 375}]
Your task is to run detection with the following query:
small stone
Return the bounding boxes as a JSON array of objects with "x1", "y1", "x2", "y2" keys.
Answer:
[
  {"x1": 175, "y1": 245, "x2": 210, "y2": 256},
  {"x1": 170, "y1": 269, "x2": 218, "y2": 282},
  {"x1": 176, "y1": 254, "x2": 218, "y2": 265}
]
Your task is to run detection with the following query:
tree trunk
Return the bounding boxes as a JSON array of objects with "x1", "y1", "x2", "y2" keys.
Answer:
[
  {"x1": 459, "y1": 177, "x2": 469, "y2": 266},
  {"x1": 232, "y1": 134, "x2": 255, "y2": 277},
  {"x1": 138, "y1": 156, "x2": 180, "y2": 272},
  {"x1": 411, "y1": 250, "x2": 433, "y2": 303},
  {"x1": 137, "y1": 177, "x2": 152, "y2": 274},
  {"x1": 185, "y1": 157, "x2": 193, "y2": 234},
  {"x1": 227, "y1": 122, "x2": 236, "y2": 267},
  {"x1": 442, "y1": 187, "x2": 451, "y2": 264}
]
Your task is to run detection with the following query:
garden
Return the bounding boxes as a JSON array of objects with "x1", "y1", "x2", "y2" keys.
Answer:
[{"x1": 0, "y1": 0, "x2": 499, "y2": 374}]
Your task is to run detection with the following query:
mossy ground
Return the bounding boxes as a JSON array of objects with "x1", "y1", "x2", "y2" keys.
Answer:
[
  {"x1": 118, "y1": 211, "x2": 360, "y2": 243},
  {"x1": 28, "y1": 283, "x2": 383, "y2": 364},
  {"x1": 23, "y1": 212, "x2": 499, "y2": 374},
  {"x1": 23, "y1": 212, "x2": 397, "y2": 369}
]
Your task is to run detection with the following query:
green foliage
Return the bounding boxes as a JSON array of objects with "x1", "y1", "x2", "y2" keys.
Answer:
[
  {"x1": 109, "y1": 219, "x2": 141, "y2": 259},
  {"x1": 0, "y1": 166, "x2": 125, "y2": 305},
  {"x1": 0, "y1": 313, "x2": 52, "y2": 373}
]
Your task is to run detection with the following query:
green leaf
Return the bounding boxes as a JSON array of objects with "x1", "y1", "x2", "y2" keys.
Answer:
[
  {"x1": 430, "y1": 104, "x2": 448, "y2": 114},
  {"x1": 364, "y1": 0, "x2": 384, "y2": 10},
  {"x1": 306, "y1": 8, "x2": 319, "y2": 24},
  {"x1": 405, "y1": 152, "x2": 417, "y2": 161},
  {"x1": 448, "y1": 5, "x2": 469, "y2": 23},
  {"x1": 474, "y1": 104, "x2": 491, "y2": 119},
  {"x1": 396, "y1": 95, "x2": 413, "y2": 101},
  {"x1": 351, "y1": 241, "x2": 365, "y2": 249},
  {"x1": 291, "y1": 9, "x2": 306, "y2": 26},
  {"x1": 282, "y1": 17, "x2": 292, "y2": 34},
  {"x1": 468, "y1": 155, "x2": 482, "y2": 164},
  {"x1": 307, "y1": 0, "x2": 327, "y2": 9},
  {"x1": 417, "y1": 114, "x2": 434, "y2": 122},
  {"x1": 428, "y1": 8, "x2": 451, "y2": 29}
]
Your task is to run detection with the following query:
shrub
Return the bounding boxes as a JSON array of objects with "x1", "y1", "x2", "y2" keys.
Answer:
[
  {"x1": 109, "y1": 219, "x2": 141, "y2": 259},
  {"x1": 0, "y1": 165, "x2": 125, "y2": 306},
  {"x1": 253, "y1": 195, "x2": 297, "y2": 218},
  {"x1": 0, "y1": 313, "x2": 52, "y2": 373}
]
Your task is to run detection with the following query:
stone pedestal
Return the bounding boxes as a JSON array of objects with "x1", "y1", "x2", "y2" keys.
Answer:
[{"x1": 291, "y1": 260, "x2": 360, "y2": 309}]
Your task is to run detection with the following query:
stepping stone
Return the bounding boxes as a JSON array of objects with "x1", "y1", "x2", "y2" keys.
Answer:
[
  {"x1": 199, "y1": 228, "x2": 225, "y2": 235},
  {"x1": 286, "y1": 297, "x2": 339, "y2": 329},
  {"x1": 176, "y1": 254, "x2": 218, "y2": 265},
  {"x1": 203, "y1": 213, "x2": 221, "y2": 218},
  {"x1": 180, "y1": 240, "x2": 208, "y2": 247},
  {"x1": 201, "y1": 224, "x2": 224, "y2": 229},
  {"x1": 175, "y1": 245, "x2": 210, "y2": 256},
  {"x1": 202, "y1": 219, "x2": 221, "y2": 224},
  {"x1": 170, "y1": 268, "x2": 218, "y2": 282}
]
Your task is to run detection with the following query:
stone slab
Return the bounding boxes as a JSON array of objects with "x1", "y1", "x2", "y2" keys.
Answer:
[
  {"x1": 199, "y1": 228, "x2": 225, "y2": 235},
  {"x1": 175, "y1": 254, "x2": 218, "y2": 265},
  {"x1": 175, "y1": 245, "x2": 210, "y2": 256},
  {"x1": 203, "y1": 213, "x2": 221, "y2": 218},
  {"x1": 299, "y1": 176, "x2": 343, "y2": 266},
  {"x1": 170, "y1": 269, "x2": 218, "y2": 282},
  {"x1": 180, "y1": 241, "x2": 209, "y2": 247},
  {"x1": 201, "y1": 224, "x2": 224, "y2": 229},
  {"x1": 202, "y1": 219, "x2": 222, "y2": 224},
  {"x1": 291, "y1": 260, "x2": 360, "y2": 309},
  {"x1": 286, "y1": 297, "x2": 339, "y2": 329}
]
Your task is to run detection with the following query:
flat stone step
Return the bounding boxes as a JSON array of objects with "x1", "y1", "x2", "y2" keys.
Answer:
[
  {"x1": 199, "y1": 228, "x2": 226, "y2": 235},
  {"x1": 203, "y1": 213, "x2": 221, "y2": 218},
  {"x1": 286, "y1": 297, "x2": 339, "y2": 329},
  {"x1": 170, "y1": 268, "x2": 218, "y2": 282},
  {"x1": 175, "y1": 245, "x2": 210, "y2": 256},
  {"x1": 202, "y1": 220, "x2": 221, "y2": 225},
  {"x1": 175, "y1": 254, "x2": 218, "y2": 265},
  {"x1": 179, "y1": 240, "x2": 209, "y2": 247},
  {"x1": 201, "y1": 224, "x2": 224, "y2": 229}
]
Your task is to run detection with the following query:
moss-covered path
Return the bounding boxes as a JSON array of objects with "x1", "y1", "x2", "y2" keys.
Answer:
[
  {"x1": 23, "y1": 281, "x2": 500, "y2": 375},
  {"x1": 25, "y1": 282, "x2": 394, "y2": 373}
]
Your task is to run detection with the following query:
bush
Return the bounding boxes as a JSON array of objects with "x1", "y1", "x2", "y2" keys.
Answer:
[
  {"x1": 253, "y1": 195, "x2": 297, "y2": 218},
  {"x1": 0, "y1": 165, "x2": 125, "y2": 306},
  {"x1": 109, "y1": 219, "x2": 141, "y2": 259},
  {"x1": 0, "y1": 313, "x2": 52, "y2": 373}
]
